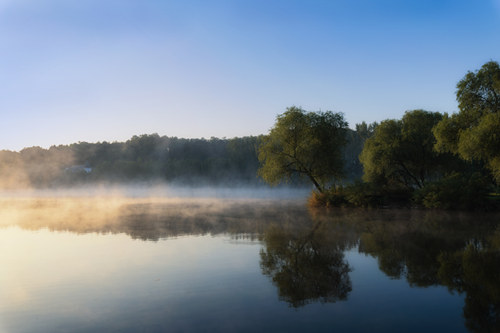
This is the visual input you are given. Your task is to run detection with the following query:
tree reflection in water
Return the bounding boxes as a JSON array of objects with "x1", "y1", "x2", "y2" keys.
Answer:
[
  {"x1": 260, "y1": 208, "x2": 500, "y2": 330},
  {"x1": 355, "y1": 211, "x2": 500, "y2": 333},
  {"x1": 2, "y1": 197, "x2": 500, "y2": 331},
  {"x1": 259, "y1": 216, "x2": 355, "y2": 307},
  {"x1": 438, "y1": 228, "x2": 500, "y2": 333}
]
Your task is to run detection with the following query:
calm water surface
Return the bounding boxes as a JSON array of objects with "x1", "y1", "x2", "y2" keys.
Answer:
[{"x1": 1, "y1": 195, "x2": 499, "y2": 332}]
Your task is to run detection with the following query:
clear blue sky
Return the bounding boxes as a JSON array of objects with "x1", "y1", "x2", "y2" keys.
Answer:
[{"x1": 1, "y1": 0, "x2": 499, "y2": 151}]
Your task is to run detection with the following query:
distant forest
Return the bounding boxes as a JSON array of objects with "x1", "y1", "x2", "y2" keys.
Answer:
[{"x1": 0, "y1": 131, "x2": 367, "y2": 189}]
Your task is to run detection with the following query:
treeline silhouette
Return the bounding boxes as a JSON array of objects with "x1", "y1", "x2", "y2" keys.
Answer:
[{"x1": 0, "y1": 132, "x2": 365, "y2": 189}]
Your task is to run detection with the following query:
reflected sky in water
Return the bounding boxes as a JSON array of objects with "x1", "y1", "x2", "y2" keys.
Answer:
[{"x1": 1, "y1": 197, "x2": 499, "y2": 332}]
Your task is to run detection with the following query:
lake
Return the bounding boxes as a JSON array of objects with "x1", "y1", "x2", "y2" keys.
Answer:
[{"x1": 1, "y1": 193, "x2": 499, "y2": 332}]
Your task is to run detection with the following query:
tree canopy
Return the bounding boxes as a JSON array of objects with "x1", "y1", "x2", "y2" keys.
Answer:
[
  {"x1": 359, "y1": 110, "x2": 448, "y2": 190},
  {"x1": 257, "y1": 107, "x2": 348, "y2": 193},
  {"x1": 0, "y1": 135, "x2": 264, "y2": 188},
  {"x1": 434, "y1": 60, "x2": 500, "y2": 183}
]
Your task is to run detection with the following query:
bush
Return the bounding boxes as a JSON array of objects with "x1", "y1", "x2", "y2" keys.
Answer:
[
  {"x1": 414, "y1": 172, "x2": 492, "y2": 210},
  {"x1": 308, "y1": 189, "x2": 348, "y2": 208},
  {"x1": 308, "y1": 182, "x2": 410, "y2": 208},
  {"x1": 343, "y1": 182, "x2": 383, "y2": 207}
]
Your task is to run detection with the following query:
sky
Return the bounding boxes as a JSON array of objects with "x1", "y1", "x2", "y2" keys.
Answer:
[{"x1": 1, "y1": 0, "x2": 499, "y2": 151}]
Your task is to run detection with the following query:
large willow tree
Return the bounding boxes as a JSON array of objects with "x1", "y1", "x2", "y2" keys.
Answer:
[{"x1": 258, "y1": 106, "x2": 348, "y2": 193}]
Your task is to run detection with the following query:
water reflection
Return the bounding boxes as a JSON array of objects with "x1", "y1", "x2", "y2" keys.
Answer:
[
  {"x1": 0, "y1": 197, "x2": 306, "y2": 240},
  {"x1": 2, "y1": 197, "x2": 500, "y2": 332},
  {"x1": 438, "y1": 229, "x2": 500, "y2": 332},
  {"x1": 260, "y1": 220, "x2": 352, "y2": 307},
  {"x1": 257, "y1": 208, "x2": 500, "y2": 331},
  {"x1": 347, "y1": 210, "x2": 500, "y2": 332}
]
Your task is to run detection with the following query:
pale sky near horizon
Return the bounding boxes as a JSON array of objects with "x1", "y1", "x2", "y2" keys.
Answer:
[{"x1": 1, "y1": 0, "x2": 499, "y2": 151}]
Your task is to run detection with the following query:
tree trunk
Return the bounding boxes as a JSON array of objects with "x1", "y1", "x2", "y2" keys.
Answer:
[{"x1": 308, "y1": 174, "x2": 324, "y2": 193}]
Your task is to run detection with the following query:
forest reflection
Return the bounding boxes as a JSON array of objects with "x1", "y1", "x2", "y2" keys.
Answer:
[
  {"x1": 258, "y1": 208, "x2": 500, "y2": 331},
  {"x1": 1, "y1": 197, "x2": 499, "y2": 331},
  {"x1": 0, "y1": 197, "x2": 306, "y2": 240},
  {"x1": 348, "y1": 210, "x2": 500, "y2": 333}
]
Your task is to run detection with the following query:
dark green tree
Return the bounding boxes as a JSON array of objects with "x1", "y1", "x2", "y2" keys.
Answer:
[
  {"x1": 258, "y1": 106, "x2": 348, "y2": 193},
  {"x1": 360, "y1": 110, "x2": 447, "y2": 190},
  {"x1": 355, "y1": 121, "x2": 378, "y2": 141},
  {"x1": 434, "y1": 61, "x2": 500, "y2": 183}
]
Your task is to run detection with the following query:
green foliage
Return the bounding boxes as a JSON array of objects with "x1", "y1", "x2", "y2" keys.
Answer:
[
  {"x1": 456, "y1": 61, "x2": 500, "y2": 122},
  {"x1": 309, "y1": 181, "x2": 412, "y2": 208},
  {"x1": 458, "y1": 112, "x2": 500, "y2": 183},
  {"x1": 342, "y1": 122, "x2": 378, "y2": 182},
  {"x1": 434, "y1": 61, "x2": 500, "y2": 183},
  {"x1": 360, "y1": 110, "x2": 448, "y2": 190},
  {"x1": 0, "y1": 127, "x2": 366, "y2": 189},
  {"x1": 355, "y1": 121, "x2": 378, "y2": 141},
  {"x1": 258, "y1": 106, "x2": 348, "y2": 192},
  {"x1": 343, "y1": 181, "x2": 384, "y2": 207},
  {"x1": 433, "y1": 113, "x2": 461, "y2": 155},
  {"x1": 414, "y1": 172, "x2": 493, "y2": 210},
  {"x1": 0, "y1": 135, "x2": 265, "y2": 188}
]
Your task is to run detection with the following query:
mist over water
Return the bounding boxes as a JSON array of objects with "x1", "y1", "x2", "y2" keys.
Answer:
[
  {"x1": 1, "y1": 188, "x2": 499, "y2": 332},
  {"x1": 0, "y1": 185, "x2": 310, "y2": 242},
  {"x1": 0, "y1": 184, "x2": 310, "y2": 199}
]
